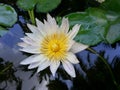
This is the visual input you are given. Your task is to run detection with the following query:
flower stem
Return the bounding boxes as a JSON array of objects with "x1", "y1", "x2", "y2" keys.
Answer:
[
  {"x1": 87, "y1": 47, "x2": 118, "y2": 87},
  {"x1": 28, "y1": 9, "x2": 35, "y2": 25}
]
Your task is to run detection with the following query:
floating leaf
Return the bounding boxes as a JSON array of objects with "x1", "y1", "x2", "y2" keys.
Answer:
[
  {"x1": 17, "y1": 0, "x2": 37, "y2": 10},
  {"x1": 105, "y1": 11, "x2": 120, "y2": 22},
  {"x1": 106, "y1": 19, "x2": 120, "y2": 44},
  {"x1": 66, "y1": 8, "x2": 108, "y2": 45},
  {"x1": 75, "y1": 30, "x2": 102, "y2": 45},
  {"x1": 36, "y1": 0, "x2": 61, "y2": 13},
  {"x1": 0, "y1": 26, "x2": 8, "y2": 37},
  {"x1": 16, "y1": 0, "x2": 61, "y2": 13},
  {"x1": 100, "y1": 0, "x2": 120, "y2": 12},
  {"x1": 0, "y1": 4, "x2": 17, "y2": 27}
]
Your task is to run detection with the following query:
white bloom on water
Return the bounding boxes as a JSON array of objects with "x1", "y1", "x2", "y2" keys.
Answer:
[
  {"x1": 96, "y1": 0, "x2": 105, "y2": 3},
  {"x1": 18, "y1": 14, "x2": 88, "y2": 77}
]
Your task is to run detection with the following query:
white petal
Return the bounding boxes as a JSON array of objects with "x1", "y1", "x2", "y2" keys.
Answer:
[
  {"x1": 60, "y1": 17, "x2": 69, "y2": 33},
  {"x1": 20, "y1": 54, "x2": 46, "y2": 65},
  {"x1": 25, "y1": 33, "x2": 43, "y2": 42},
  {"x1": 37, "y1": 59, "x2": 50, "y2": 73},
  {"x1": 20, "y1": 55, "x2": 45, "y2": 65},
  {"x1": 68, "y1": 24, "x2": 80, "y2": 40},
  {"x1": 50, "y1": 60, "x2": 60, "y2": 76},
  {"x1": 70, "y1": 41, "x2": 88, "y2": 53},
  {"x1": 44, "y1": 19, "x2": 52, "y2": 32},
  {"x1": 28, "y1": 55, "x2": 48, "y2": 69},
  {"x1": 62, "y1": 60, "x2": 76, "y2": 77},
  {"x1": 20, "y1": 46, "x2": 40, "y2": 54},
  {"x1": 36, "y1": 18, "x2": 46, "y2": 36},
  {"x1": 47, "y1": 14, "x2": 57, "y2": 26},
  {"x1": 27, "y1": 24, "x2": 39, "y2": 33},
  {"x1": 67, "y1": 40, "x2": 75, "y2": 51},
  {"x1": 37, "y1": 14, "x2": 58, "y2": 35},
  {"x1": 44, "y1": 19, "x2": 58, "y2": 35},
  {"x1": 21, "y1": 36, "x2": 37, "y2": 46},
  {"x1": 28, "y1": 62, "x2": 41, "y2": 69},
  {"x1": 66, "y1": 52, "x2": 79, "y2": 64},
  {"x1": 18, "y1": 42, "x2": 29, "y2": 48},
  {"x1": 36, "y1": 18, "x2": 44, "y2": 29}
]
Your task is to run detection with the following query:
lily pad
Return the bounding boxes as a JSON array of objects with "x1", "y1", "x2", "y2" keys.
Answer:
[
  {"x1": 66, "y1": 8, "x2": 108, "y2": 45},
  {"x1": 100, "y1": 0, "x2": 120, "y2": 13},
  {"x1": 75, "y1": 30, "x2": 102, "y2": 45},
  {"x1": 0, "y1": 26, "x2": 8, "y2": 37},
  {"x1": 106, "y1": 18, "x2": 120, "y2": 44},
  {"x1": 17, "y1": 0, "x2": 37, "y2": 10},
  {"x1": 0, "y1": 4, "x2": 17, "y2": 27},
  {"x1": 36, "y1": 0, "x2": 61, "y2": 13}
]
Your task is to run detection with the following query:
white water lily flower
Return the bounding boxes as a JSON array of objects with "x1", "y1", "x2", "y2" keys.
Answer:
[{"x1": 18, "y1": 14, "x2": 88, "y2": 77}]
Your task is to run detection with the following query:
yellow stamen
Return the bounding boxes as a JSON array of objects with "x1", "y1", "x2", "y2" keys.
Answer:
[
  {"x1": 51, "y1": 43, "x2": 60, "y2": 52},
  {"x1": 40, "y1": 33, "x2": 68, "y2": 60}
]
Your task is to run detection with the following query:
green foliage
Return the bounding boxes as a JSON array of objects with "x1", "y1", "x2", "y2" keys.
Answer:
[
  {"x1": 0, "y1": 4, "x2": 17, "y2": 27},
  {"x1": 66, "y1": 8, "x2": 108, "y2": 45},
  {"x1": 100, "y1": 0, "x2": 120, "y2": 13},
  {"x1": 0, "y1": 26, "x2": 8, "y2": 36},
  {"x1": 17, "y1": 0, "x2": 37, "y2": 10},
  {"x1": 36, "y1": 0, "x2": 61, "y2": 13},
  {"x1": 17, "y1": 0, "x2": 61, "y2": 13},
  {"x1": 75, "y1": 30, "x2": 102, "y2": 46},
  {"x1": 106, "y1": 18, "x2": 120, "y2": 44},
  {"x1": 66, "y1": 8, "x2": 120, "y2": 46},
  {"x1": 0, "y1": 4, "x2": 17, "y2": 36}
]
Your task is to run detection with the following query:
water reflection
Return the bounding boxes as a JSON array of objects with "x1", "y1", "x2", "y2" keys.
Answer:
[
  {"x1": 0, "y1": 23, "x2": 49, "y2": 90},
  {"x1": 0, "y1": 19, "x2": 120, "y2": 90}
]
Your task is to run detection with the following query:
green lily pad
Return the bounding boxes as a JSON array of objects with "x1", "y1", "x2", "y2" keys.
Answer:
[
  {"x1": 75, "y1": 30, "x2": 102, "y2": 45},
  {"x1": 105, "y1": 11, "x2": 120, "y2": 22},
  {"x1": 101, "y1": 0, "x2": 120, "y2": 13},
  {"x1": 36, "y1": 0, "x2": 61, "y2": 13},
  {"x1": 0, "y1": 4, "x2": 17, "y2": 27},
  {"x1": 0, "y1": 26, "x2": 8, "y2": 37},
  {"x1": 17, "y1": 0, "x2": 37, "y2": 10},
  {"x1": 16, "y1": 0, "x2": 61, "y2": 13},
  {"x1": 106, "y1": 18, "x2": 120, "y2": 44},
  {"x1": 66, "y1": 8, "x2": 108, "y2": 45}
]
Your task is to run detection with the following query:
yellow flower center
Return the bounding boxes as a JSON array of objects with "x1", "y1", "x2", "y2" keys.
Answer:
[
  {"x1": 40, "y1": 32, "x2": 68, "y2": 60},
  {"x1": 51, "y1": 43, "x2": 60, "y2": 52}
]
